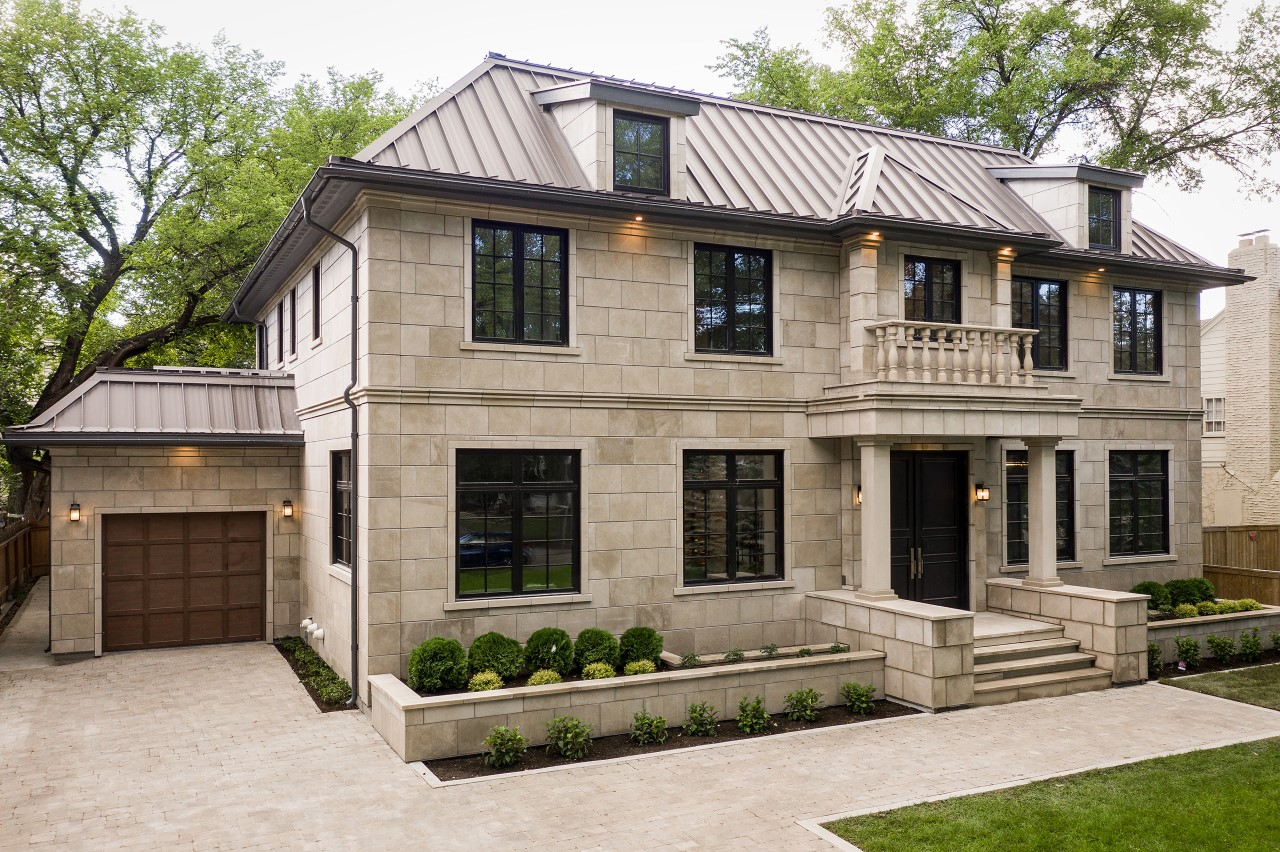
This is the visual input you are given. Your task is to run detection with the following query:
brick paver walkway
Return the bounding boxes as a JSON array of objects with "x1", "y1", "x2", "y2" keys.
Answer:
[{"x1": 3, "y1": 643, "x2": 1279, "y2": 850}]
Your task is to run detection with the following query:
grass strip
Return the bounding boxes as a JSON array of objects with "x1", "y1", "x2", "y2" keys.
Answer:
[{"x1": 1161, "y1": 663, "x2": 1280, "y2": 711}]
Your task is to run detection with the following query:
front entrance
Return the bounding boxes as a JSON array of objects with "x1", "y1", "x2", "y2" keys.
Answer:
[{"x1": 890, "y1": 451, "x2": 969, "y2": 609}]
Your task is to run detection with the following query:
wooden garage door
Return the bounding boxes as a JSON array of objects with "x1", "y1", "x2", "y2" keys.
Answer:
[{"x1": 103, "y1": 512, "x2": 265, "y2": 652}]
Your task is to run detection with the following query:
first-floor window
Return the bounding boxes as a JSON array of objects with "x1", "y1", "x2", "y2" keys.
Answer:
[
  {"x1": 682, "y1": 451, "x2": 783, "y2": 585},
  {"x1": 331, "y1": 451, "x2": 352, "y2": 566},
  {"x1": 1109, "y1": 450, "x2": 1169, "y2": 556},
  {"x1": 1203, "y1": 398, "x2": 1225, "y2": 434},
  {"x1": 456, "y1": 450, "x2": 579, "y2": 597},
  {"x1": 1006, "y1": 450, "x2": 1075, "y2": 564}
]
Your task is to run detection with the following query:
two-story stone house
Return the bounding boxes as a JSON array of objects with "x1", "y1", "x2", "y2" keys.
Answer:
[{"x1": 8, "y1": 56, "x2": 1247, "y2": 710}]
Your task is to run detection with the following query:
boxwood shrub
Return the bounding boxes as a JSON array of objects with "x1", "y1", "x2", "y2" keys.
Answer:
[
  {"x1": 1130, "y1": 581, "x2": 1172, "y2": 609},
  {"x1": 1167, "y1": 578, "x2": 1215, "y2": 607},
  {"x1": 407, "y1": 637, "x2": 468, "y2": 692},
  {"x1": 527, "y1": 669, "x2": 562, "y2": 686},
  {"x1": 468, "y1": 631, "x2": 522, "y2": 679},
  {"x1": 524, "y1": 627, "x2": 574, "y2": 676},
  {"x1": 619, "y1": 626, "x2": 664, "y2": 667},
  {"x1": 574, "y1": 627, "x2": 620, "y2": 670},
  {"x1": 468, "y1": 670, "x2": 504, "y2": 692},
  {"x1": 623, "y1": 660, "x2": 656, "y2": 676}
]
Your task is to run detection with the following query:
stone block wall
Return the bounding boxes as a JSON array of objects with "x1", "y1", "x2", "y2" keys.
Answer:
[{"x1": 1147, "y1": 607, "x2": 1280, "y2": 664}]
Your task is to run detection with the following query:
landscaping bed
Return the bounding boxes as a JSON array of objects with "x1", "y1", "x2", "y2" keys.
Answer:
[
  {"x1": 274, "y1": 638, "x2": 352, "y2": 712},
  {"x1": 425, "y1": 699, "x2": 918, "y2": 781},
  {"x1": 1153, "y1": 648, "x2": 1280, "y2": 680}
]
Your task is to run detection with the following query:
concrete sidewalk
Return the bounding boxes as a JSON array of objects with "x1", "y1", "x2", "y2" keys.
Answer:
[
  {"x1": 0, "y1": 577, "x2": 54, "y2": 672},
  {"x1": 2, "y1": 641, "x2": 1278, "y2": 850}
]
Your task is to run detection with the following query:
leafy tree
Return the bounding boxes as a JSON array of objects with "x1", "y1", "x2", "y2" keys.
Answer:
[
  {"x1": 0, "y1": 0, "x2": 424, "y2": 513},
  {"x1": 714, "y1": 0, "x2": 1280, "y2": 192}
]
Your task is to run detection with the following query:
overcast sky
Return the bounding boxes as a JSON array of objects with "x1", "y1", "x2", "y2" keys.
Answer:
[{"x1": 93, "y1": 0, "x2": 1278, "y2": 317}]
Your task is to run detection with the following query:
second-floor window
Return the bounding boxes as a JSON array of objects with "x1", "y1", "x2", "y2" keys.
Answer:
[
  {"x1": 904, "y1": 257, "x2": 961, "y2": 324},
  {"x1": 1112, "y1": 287, "x2": 1161, "y2": 374},
  {"x1": 1203, "y1": 398, "x2": 1225, "y2": 434},
  {"x1": 694, "y1": 244, "x2": 772, "y2": 355},
  {"x1": 275, "y1": 301, "x2": 284, "y2": 364},
  {"x1": 1012, "y1": 277, "x2": 1067, "y2": 370},
  {"x1": 288, "y1": 288, "x2": 297, "y2": 356},
  {"x1": 613, "y1": 112, "x2": 668, "y2": 194},
  {"x1": 472, "y1": 221, "x2": 568, "y2": 345},
  {"x1": 1088, "y1": 187, "x2": 1120, "y2": 250}
]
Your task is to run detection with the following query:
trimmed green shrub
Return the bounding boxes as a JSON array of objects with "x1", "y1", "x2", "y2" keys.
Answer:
[
  {"x1": 1237, "y1": 598, "x2": 1263, "y2": 612},
  {"x1": 1175, "y1": 636, "x2": 1201, "y2": 668},
  {"x1": 784, "y1": 687, "x2": 822, "y2": 722},
  {"x1": 623, "y1": 659, "x2": 657, "y2": 676},
  {"x1": 683, "y1": 701, "x2": 718, "y2": 736},
  {"x1": 524, "y1": 627, "x2": 573, "y2": 676},
  {"x1": 1147, "y1": 640, "x2": 1163, "y2": 674},
  {"x1": 468, "y1": 670, "x2": 504, "y2": 692},
  {"x1": 736, "y1": 695, "x2": 771, "y2": 734},
  {"x1": 527, "y1": 669, "x2": 563, "y2": 686},
  {"x1": 573, "y1": 627, "x2": 620, "y2": 671},
  {"x1": 830, "y1": 642, "x2": 851, "y2": 654},
  {"x1": 1196, "y1": 601, "x2": 1220, "y2": 616},
  {"x1": 311, "y1": 673, "x2": 352, "y2": 704},
  {"x1": 619, "y1": 626, "x2": 664, "y2": 667},
  {"x1": 1270, "y1": 631, "x2": 1280, "y2": 650},
  {"x1": 840, "y1": 681, "x2": 876, "y2": 715},
  {"x1": 760, "y1": 643, "x2": 780, "y2": 658},
  {"x1": 545, "y1": 715, "x2": 592, "y2": 760},
  {"x1": 1131, "y1": 581, "x2": 1172, "y2": 609},
  {"x1": 630, "y1": 709, "x2": 668, "y2": 745},
  {"x1": 581, "y1": 662, "x2": 616, "y2": 680},
  {"x1": 1215, "y1": 600, "x2": 1240, "y2": 614},
  {"x1": 679, "y1": 652, "x2": 702, "y2": 669},
  {"x1": 1240, "y1": 628, "x2": 1263, "y2": 663},
  {"x1": 1173, "y1": 603, "x2": 1199, "y2": 620},
  {"x1": 468, "y1": 631, "x2": 522, "y2": 679},
  {"x1": 1206, "y1": 634, "x2": 1236, "y2": 664},
  {"x1": 723, "y1": 648, "x2": 746, "y2": 663},
  {"x1": 797, "y1": 647, "x2": 814, "y2": 658},
  {"x1": 482, "y1": 725, "x2": 527, "y2": 769},
  {"x1": 407, "y1": 637, "x2": 468, "y2": 692},
  {"x1": 1167, "y1": 578, "x2": 1215, "y2": 606}
]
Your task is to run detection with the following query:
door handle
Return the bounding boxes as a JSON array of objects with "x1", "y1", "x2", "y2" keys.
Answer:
[{"x1": 913, "y1": 547, "x2": 924, "y2": 579}]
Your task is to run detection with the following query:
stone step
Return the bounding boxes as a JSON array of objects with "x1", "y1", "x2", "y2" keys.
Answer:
[
  {"x1": 974, "y1": 651, "x2": 1098, "y2": 683},
  {"x1": 972, "y1": 667, "x2": 1114, "y2": 706},
  {"x1": 974, "y1": 637, "x2": 1083, "y2": 665},
  {"x1": 973, "y1": 622, "x2": 1064, "y2": 649}
]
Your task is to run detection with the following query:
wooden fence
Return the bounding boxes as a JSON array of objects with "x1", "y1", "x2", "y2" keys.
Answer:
[
  {"x1": 1203, "y1": 525, "x2": 1280, "y2": 606},
  {"x1": 0, "y1": 514, "x2": 50, "y2": 602}
]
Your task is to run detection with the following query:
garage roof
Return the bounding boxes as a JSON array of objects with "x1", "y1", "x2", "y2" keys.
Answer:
[{"x1": 3, "y1": 368, "x2": 304, "y2": 447}]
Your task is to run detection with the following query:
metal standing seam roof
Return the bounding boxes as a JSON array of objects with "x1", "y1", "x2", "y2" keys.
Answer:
[{"x1": 2, "y1": 368, "x2": 304, "y2": 446}]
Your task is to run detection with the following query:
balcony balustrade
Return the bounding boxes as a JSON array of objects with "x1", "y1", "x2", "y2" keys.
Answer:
[{"x1": 868, "y1": 321, "x2": 1037, "y2": 386}]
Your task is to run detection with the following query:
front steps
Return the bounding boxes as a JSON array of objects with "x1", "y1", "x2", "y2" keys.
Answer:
[{"x1": 972, "y1": 616, "x2": 1113, "y2": 706}]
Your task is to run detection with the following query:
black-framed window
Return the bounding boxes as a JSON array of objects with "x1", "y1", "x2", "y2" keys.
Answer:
[
  {"x1": 456, "y1": 450, "x2": 579, "y2": 598},
  {"x1": 311, "y1": 264, "x2": 321, "y2": 340},
  {"x1": 288, "y1": 288, "x2": 297, "y2": 356},
  {"x1": 613, "y1": 111, "x2": 668, "y2": 194},
  {"x1": 904, "y1": 257, "x2": 961, "y2": 323},
  {"x1": 472, "y1": 221, "x2": 568, "y2": 345},
  {"x1": 682, "y1": 451, "x2": 783, "y2": 585},
  {"x1": 1109, "y1": 450, "x2": 1169, "y2": 556},
  {"x1": 1012, "y1": 276, "x2": 1067, "y2": 370},
  {"x1": 694, "y1": 244, "x2": 772, "y2": 355},
  {"x1": 256, "y1": 325, "x2": 267, "y2": 369},
  {"x1": 1006, "y1": 450, "x2": 1075, "y2": 565},
  {"x1": 1203, "y1": 398, "x2": 1225, "y2": 434},
  {"x1": 1088, "y1": 187, "x2": 1120, "y2": 250},
  {"x1": 1113, "y1": 287, "x2": 1161, "y2": 374},
  {"x1": 331, "y1": 451, "x2": 352, "y2": 567},
  {"x1": 275, "y1": 301, "x2": 284, "y2": 364}
]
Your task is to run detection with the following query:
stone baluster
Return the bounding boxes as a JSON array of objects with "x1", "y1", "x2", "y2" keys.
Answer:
[
  {"x1": 951, "y1": 331, "x2": 964, "y2": 384},
  {"x1": 966, "y1": 330, "x2": 979, "y2": 383},
  {"x1": 1021, "y1": 332, "x2": 1036, "y2": 385},
  {"x1": 980, "y1": 330, "x2": 992, "y2": 384},
  {"x1": 875, "y1": 327, "x2": 887, "y2": 380},
  {"x1": 904, "y1": 325, "x2": 917, "y2": 382},
  {"x1": 920, "y1": 327, "x2": 934, "y2": 383},
  {"x1": 936, "y1": 328, "x2": 949, "y2": 383},
  {"x1": 994, "y1": 332, "x2": 1007, "y2": 385},
  {"x1": 887, "y1": 326, "x2": 900, "y2": 381}
]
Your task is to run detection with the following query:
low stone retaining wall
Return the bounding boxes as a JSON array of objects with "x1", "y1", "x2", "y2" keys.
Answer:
[
  {"x1": 369, "y1": 651, "x2": 886, "y2": 762},
  {"x1": 1147, "y1": 606, "x2": 1280, "y2": 662}
]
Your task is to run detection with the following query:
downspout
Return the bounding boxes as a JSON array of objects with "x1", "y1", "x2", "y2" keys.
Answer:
[{"x1": 300, "y1": 193, "x2": 362, "y2": 709}]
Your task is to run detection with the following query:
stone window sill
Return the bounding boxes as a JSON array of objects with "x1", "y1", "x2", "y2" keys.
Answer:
[
  {"x1": 460, "y1": 341, "x2": 582, "y2": 357},
  {"x1": 442, "y1": 593, "x2": 592, "y2": 611},
  {"x1": 999, "y1": 561, "x2": 1082, "y2": 575},
  {"x1": 326, "y1": 563, "x2": 352, "y2": 585},
  {"x1": 673, "y1": 579, "x2": 795, "y2": 596},
  {"x1": 1108, "y1": 373, "x2": 1171, "y2": 383},
  {"x1": 1103, "y1": 554, "x2": 1176, "y2": 567},
  {"x1": 684, "y1": 352, "x2": 783, "y2": 366}
]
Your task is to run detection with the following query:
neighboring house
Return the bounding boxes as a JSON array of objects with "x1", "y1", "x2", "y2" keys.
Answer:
[
  {"x1": 4, "y1": 56, "x2": 1249, "y2": 709},
  {"x1": 1202, "y1": 232, "x2": 1279, "y2": 526}
]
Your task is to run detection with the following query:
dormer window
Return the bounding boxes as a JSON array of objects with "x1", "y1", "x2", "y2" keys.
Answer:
[
  {"x1": 613, "y1": 112, "x2": 668, "y2": 194},
  {"x1": 1088, "y1": 187, "x2": 1120, "y2": 250}
]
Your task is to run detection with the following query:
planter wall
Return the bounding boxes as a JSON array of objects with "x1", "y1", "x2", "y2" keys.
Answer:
[
  {"x1": 369, "y1": 650, "x2": 885, "y2": 762},
  {"x1": 1147, "y1": 606, "x2": 1280, "y2": 662}
]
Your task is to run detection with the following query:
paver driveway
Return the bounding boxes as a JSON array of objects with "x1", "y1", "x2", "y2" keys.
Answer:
[{"x1": 3, "y1": 642, "x2": 1280, "y2": 851}]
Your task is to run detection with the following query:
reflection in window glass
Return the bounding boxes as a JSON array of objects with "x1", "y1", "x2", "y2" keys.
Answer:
[{"x1": 683, "y1": 451, "x2": 783, "y2": 585}]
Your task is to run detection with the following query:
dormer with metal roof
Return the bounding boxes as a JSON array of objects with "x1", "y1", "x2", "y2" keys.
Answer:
[{"x1": 987, "y1": 163, "x2": 1145, "y2": 255}]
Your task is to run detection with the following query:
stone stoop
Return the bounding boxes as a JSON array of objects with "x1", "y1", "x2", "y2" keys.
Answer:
[{"x1": 972, "y1": 623, "x2": 1113, "y2": 706}]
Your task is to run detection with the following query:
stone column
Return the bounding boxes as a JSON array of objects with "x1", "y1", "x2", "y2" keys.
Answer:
[
  {"x1": 1024, "y1": 437, "x2": 1064, "y2": 588},
  {"x1": 857, "y1": 440, "x2": 897, "y2": 601},
  {"x1": 988, "y1": 248, "x2": 1016, "y2": 329},
  {"x1": 844, "y1": 234, "x2": 883, "y2": 385}
]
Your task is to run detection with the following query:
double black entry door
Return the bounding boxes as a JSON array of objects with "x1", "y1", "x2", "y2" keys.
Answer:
[{"x1": 889, "y1": 451, "x2": 968, "y2": 609}]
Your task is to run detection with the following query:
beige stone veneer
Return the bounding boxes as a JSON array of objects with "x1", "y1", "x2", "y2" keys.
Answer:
[{"x1": 1147, "y1": 606, "x2": 1280, "y2": 663}]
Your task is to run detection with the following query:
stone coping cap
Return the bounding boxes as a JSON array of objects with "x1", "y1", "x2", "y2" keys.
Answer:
[
  {"x1": 371, "y1": 650, "x2": 886, "y2": 711},
  {"x1": 987, "y1": 578, "x2": 1148, "y2": 603},
  {"x1": 1146, "y1": 605, "x2": 1280, "y2": 630},
  {"x1": 808, "y1": 590, "x2": 974, "y2": 621}
]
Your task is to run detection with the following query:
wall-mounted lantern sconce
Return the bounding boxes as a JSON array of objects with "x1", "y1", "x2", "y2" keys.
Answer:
[
  {"x1": 282, "y1": 499, "x2": 294, "y2": 518},
  {"x1": 974, "y1": 484, "x2": 991, "y2": 502},
  {"x1": 69, "y1": 502, "x2": 81, "y2": 522},
  {"x1": 855, "y1": 484, "x2": 862, "y2": 505}
]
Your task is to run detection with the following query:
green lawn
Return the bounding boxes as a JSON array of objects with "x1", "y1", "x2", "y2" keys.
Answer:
[
  {"x1": 1161, "y1": 663, "x2": 1280, "y2": 711},
  {"x1": 824, "y1": 738, "x2": 1280, "y2": 851}
]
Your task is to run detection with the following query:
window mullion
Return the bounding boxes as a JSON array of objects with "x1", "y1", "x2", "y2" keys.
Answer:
[
  {"x1": 512, "y1": 229, "x2": 525, "y2": 344},
  {"x1": 725, "y1": 253, "x2": 737, "y2": 353}
]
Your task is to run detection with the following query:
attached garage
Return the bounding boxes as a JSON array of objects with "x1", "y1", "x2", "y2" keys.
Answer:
[{"x1": 103, "y1": 511, "x2": 266, "y2": 651}]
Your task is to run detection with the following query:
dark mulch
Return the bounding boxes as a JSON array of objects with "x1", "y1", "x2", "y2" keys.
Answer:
[
  {"x1": 1153, "y1": 647, "x2": 1280, "y2": 680},
  {"x1": 273, "y1": 642, "x2": 352, "y2": 712},
  {"x1": 0, "y1": 578, "x2": 38, "y2": 638},
  {"x1": 425, "y1": 700, "x2": 920, "y2": 781}
]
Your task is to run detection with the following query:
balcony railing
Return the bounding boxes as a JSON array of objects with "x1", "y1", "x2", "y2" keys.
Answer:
[{"x1": 868, "y1": 321, "x2": 1038, "y2": 386}]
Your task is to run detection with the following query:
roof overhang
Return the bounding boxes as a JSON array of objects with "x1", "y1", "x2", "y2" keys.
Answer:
[
  {"x1": 532, "y1": 80, "x2": 701, "y2": 116},
  {"x1": 1024, "y1": 247, "x2": 1253, "y2": 287},
  {"x1": 1, "y1": 431, "x2": 304, "y2": 448},
  {"x1": 986, "y1": 164, "x2": 1146, "y2": 188}
]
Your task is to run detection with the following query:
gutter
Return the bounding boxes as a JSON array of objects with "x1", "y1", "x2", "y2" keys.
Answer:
[{"x1": 299, "y1": 191, "x2": 362, "y2": 710}]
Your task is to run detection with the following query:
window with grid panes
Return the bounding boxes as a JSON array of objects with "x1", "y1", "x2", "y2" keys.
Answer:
[
  {"x1": 331, "y1": 451, "x2": 352, "y2": 567},
  {"x1": 1005, "y1": 450, "x2": 1075, "y2": 564},
  {"x1": 682, "y1": 451, "x2": 782, "y2": 585},
  {"x1": 693, "y1": 244, "x2": 771, "y2": 355},
  {"x1": 613, "y1": 112, "x2": 668, "y2": 193},
  {"x1": 1012, "y1": 277, "x2": 1067, "y2": 370},
  {"x1": 1112, "y1": 287, "x2": 1161, "y2": 374},
  {"x1": 1088, "y1": 187, "x2": 1120, "y2": 249},
  {"x1": 472, "y1": 222, "x2": 568, "y2": 345},
  {"x1": 903, "y1": 257, "x2": 961, "y2": 323},
  {"x1": 1203, "y1": 398, "x2": 1225, "y2": 434},
  {"x1": 1108, "y1": 451, "x2": 1169, "y2": 556}
]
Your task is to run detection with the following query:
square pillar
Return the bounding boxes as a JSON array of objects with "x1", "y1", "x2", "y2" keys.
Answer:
[
  {"x1": 988, "y1": 248, "x2": 1016, "y2": 328},
  {"x1": 856, "y1": 440, "x2": 897, "y2": 601},
  {"x1": 1024, "y1": 437, "x2": 1064, "y2": 588}
]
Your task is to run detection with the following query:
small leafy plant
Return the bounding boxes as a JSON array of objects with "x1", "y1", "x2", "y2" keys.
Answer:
[
  {"x1": 545, "y1": 716, "x2": 592, "y2": 760},
  {"x1": 1206, "y1": 633, "x2": 1236, "y2": 664},
  {"x1": 481, "y1": 725, "x2": 527, "y2": 769},
  {"x1": 723, "y1": 648, "x2": 746, "y2": 663},
  {"x1": 830, "y1": 642, "x2": 850, "y2": 654},
  {"x1": 467, "y1": 670, "x2": 504, "y2": 692},
  {"x1": 527, "y1": 669, "x2": 562, "y2": 686},
  {"x1": 1173, "y1": 603, "x2": 1199, "y2": 620},
  {"x1": 1147, "y1": 640, "x2": 1163, "y2": 674},
  {"x1": 683, "y1": 701, "x2": 718, "y2": 737},
  {"x1": 623, "y1": 659, "x2": 656, "y2": 676},
  {"x1": 1237, "y1": 598, "x2": 1263, "y2": 612},
  {"x1": 581, "y1": 662, "x2": 616, "y2": 680},
  {"x1": 784, "y1": 687, "x2": 822, "y2": 722},
  {"x1": 760, "y1": 643, "x2": 779, "y2": 658},
  {"x1": 1270, "y1": 631, "x2": 1280, "y2": 651},
  {"x1": 679, "y1": 652, "x2": 702, "y2": 669},
  {"x1": 1239, "y1": 628, "x2": 1263, "y2": 663},
  {"x1": 736, "y1": 695, "x2": 771, "y2": 734},
  {"x1": 630, "y1": 709, "x2": 669, "y2": 745},
  {"x1": 797, "y1": 647, "x2": 814, "y2": 658},
  {"x1": 619, "y1": 626, "x2": 664, "y2": 667},
  {"x1": 1196, "y1": 601, "x2": 1220, "y2": 616},
  {"x1": 840, "y1": 681, "x2": 876, "y2": 715},
  {"x1": 1174, "y1": 636, "x2": 1201, "y2": 669}
]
